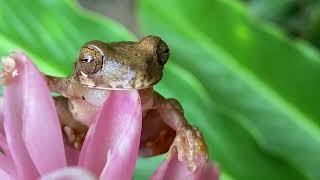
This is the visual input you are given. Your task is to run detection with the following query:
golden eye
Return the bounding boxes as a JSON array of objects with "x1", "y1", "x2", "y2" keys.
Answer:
[{"x1": 77, "y1": 46, "x2": 104, "y2": 74}]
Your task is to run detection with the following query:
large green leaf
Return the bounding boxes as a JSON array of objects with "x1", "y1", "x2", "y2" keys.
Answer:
[
  {"x1": 244, "y1": 0, "x2": 320, "y2": 48},
  {"x1": 0, "y1": 0, "x2": 134, "y2": 75},
  {"x1": 244, "y1": 0, "x2": 296, "y2": 20},
  {"x1": 138, "y1": 0, "x2": 320, "y2": 179}
]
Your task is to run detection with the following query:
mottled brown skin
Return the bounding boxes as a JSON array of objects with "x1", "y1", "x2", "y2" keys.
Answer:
[{"x1": 1, "y1": 35, "x2": 208, "y2": 170}]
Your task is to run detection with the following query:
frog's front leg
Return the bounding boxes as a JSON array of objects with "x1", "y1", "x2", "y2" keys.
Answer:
[
  {"x1": 46, "y1": 75, "x2": 89, "y2": 148},
  {"x1": 46, "y1": 75, "x2": 80, "y2": 98},
  {"x1": 54, "y1": 96, "x2": 88, "y2": 148},
  {"x1": 154, "y1": 91, "x2": 209, "y2": 171}
]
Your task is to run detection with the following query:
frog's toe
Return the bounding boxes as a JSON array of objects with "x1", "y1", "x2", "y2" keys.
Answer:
[
  {"x1": 73, "y1": 131, "x2": 86, "y2": 149},
  {"x1": 168, "y1": 126, "x2": 209, "y2": 172},
  {"x1": 63, "y1": 126, "x2": 76, "y2": 144},
  {"x1": 63, "y1": 125, "x2": 86, "y2": 149}
]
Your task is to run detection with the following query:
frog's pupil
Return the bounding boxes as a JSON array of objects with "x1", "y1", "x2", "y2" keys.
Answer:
[{"x1": 83, "y1": 55, "x2": 94, "y2": 63}]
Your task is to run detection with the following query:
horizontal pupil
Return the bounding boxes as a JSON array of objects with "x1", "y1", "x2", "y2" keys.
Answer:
[{"x1": 82, "y1": 56, "x2": 94, "y2": 62}]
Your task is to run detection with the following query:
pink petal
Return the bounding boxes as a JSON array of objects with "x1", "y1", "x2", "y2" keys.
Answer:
[
  {"x1": 14, "y1": 52, "x2": 67, "y2": 174},
  {"x1": 0, "y1": 97, "x2": 5, "y2": 137},
  {"x1": 3, "y1": 52, "x2": 67, "y2": 178},
  {"x1": 78, "y1": 90, "x2": 142, "y2": 180},
  {"x1": 40, "y1": 167, "x2": 96, "y2": 180},
  {"x1": 0, "y1": 154, "x2": 15, "y2": 176},
  {"x1": 0, "y1": 104, "x2": 10, "y2": 160},
  {"x1": 151, "y1": 153, "x2": 219, "y2": 180},
  {"x1": 0, "y1": 169, "x2": 11, "y2": 180},
  {"x1": 3, "y1": 53, "x2": 39, "y2": 179},
  {"x1": 0, "y1": 133, "x2": 9, "y2": 158},
  {"x1": 195, "y1": 162, "x2": 219, "y2": 180},
  {"x1": 65, "y1": 145, "x2": 80, "y2": 166},
  {"x1": 0, "y1": 98, "x2": 8, "y2": 156}
]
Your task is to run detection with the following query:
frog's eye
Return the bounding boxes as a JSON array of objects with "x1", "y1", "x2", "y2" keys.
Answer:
[
  {"x1": 82, "y1": 54, "x2": 94, "y2": 63},
  {"x1": 156, "y1": 40, "x2": 169, "y2": 66},
  {"x1": 77, "y1": 46, "x2": 104, "y2": 74}
]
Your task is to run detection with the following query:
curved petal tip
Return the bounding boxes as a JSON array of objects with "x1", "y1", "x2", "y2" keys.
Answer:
[
  {"x1": 3, "y1": 51, "x2": 66, "y2": 178},
  {"x1": 152, "y1": 153, "x2": 219, "y2": 180},
  {"x1": 40, "y1": 167, "x2": 96, "y2": 180},
  {"x1": 79, "y1": 90, "x2": 142, "y2": 179}
]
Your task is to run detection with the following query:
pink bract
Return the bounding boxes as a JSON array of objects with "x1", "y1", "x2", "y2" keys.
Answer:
[{"x1": 151, "y1": 153, "x2": 219, "y2": 180}]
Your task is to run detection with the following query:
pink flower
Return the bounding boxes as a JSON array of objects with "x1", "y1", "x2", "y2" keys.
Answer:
[{"x1": 0, "y1": 51, "x2": 219, "y2": 180}]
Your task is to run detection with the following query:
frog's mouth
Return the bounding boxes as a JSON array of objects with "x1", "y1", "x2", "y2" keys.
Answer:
[
  {"x1": 82, "y1": 83, "x2": 155, "y2": 91},
  {"x1": 76, "y1": 68, "x2": 163, "y2": 90},
  {"x1": 78, "y1": 78, "x2": 161, "y2": 90}
]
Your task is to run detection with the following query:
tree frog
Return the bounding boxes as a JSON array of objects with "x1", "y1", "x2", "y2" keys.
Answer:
[{"x1": 2, "y1": 36, "x2": 208, "y2": 170}]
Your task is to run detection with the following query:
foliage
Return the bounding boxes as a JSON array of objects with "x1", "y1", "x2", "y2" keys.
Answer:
[
  {"x1": 243, "y1": 0, "x2": 320, "y2": 47},
  {"x1": 0, "y1": 0, "x2": 320, "y2": 179},
  {"x1": 137, "y1": 0, "x2": 320, "y2": 179}
]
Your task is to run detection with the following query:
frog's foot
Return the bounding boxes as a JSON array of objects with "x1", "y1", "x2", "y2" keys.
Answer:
[
  {"x1": 0, "y1": 56, "x2": 18, "y2": 85},
  {"x1": 63, "y1": 125, "x2": 86, "y2": 149},
  {"x1": 168, "y1": 126, "x2": 209, "y2": 172}
]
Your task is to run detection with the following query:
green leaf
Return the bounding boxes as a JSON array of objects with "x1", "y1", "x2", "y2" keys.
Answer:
[
  {"x1": 138, "y1": 0, "x2": 320, "y2": 179},
  {"x1": 0, "y1": 0, "x2": 134, "y2": 75},
  {"x1": 245, "y1": 0, "x2": 296, "y2": 20},
  {"x1": 245, "y1": 0, "x2": 320, "y2": 49}
]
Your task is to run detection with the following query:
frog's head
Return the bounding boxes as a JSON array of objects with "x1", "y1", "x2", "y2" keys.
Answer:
[{"x1": 73, "y1": 35, "x2": 169, "y2": 89}]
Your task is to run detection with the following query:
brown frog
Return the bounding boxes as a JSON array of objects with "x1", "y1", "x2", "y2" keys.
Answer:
[{"x1": 2, "y1": 35, "x2": 208, "y2": 170}]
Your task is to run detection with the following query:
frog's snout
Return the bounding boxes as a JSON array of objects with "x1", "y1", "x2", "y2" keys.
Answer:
[{"x1": 139, "y1": 35, "x2": 170, "y2": 67}]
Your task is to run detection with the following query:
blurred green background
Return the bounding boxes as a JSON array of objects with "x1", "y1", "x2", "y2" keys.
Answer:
[{"x1": 1, "y1": 0, "x2": 320, "y2": 179}]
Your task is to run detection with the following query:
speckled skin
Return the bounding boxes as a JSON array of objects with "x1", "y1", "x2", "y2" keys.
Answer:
[{"x1": 45, "y1": 35, "x2": 208, "y2": 169}]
